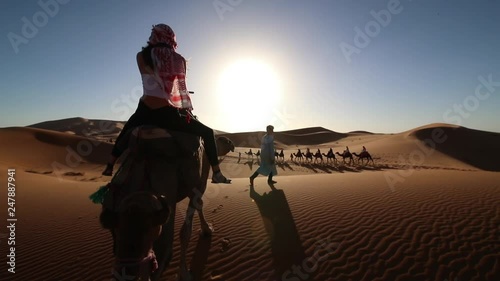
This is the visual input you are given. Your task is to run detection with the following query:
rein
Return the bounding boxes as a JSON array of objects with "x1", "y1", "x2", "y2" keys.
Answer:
[{"x1": 113, "y1": 250, "x2": 159, "y2": 276}]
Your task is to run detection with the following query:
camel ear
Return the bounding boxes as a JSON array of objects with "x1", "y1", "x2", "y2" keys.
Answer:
[
  {"x1": 152, "y1": 195, "x2": 171, "y2": 226},
  {"x1": 100, "y1": 207, "x2": 118, "y2": 229}
]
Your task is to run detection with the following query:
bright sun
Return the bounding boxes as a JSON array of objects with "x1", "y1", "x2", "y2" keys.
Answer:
[{"x1": 216, "y1": 59, "x2": 282, "y2": 132}]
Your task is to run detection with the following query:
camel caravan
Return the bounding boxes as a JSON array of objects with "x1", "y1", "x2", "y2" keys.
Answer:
[
  {"x1": 245, "y1": 145, "x2": 375, "y2": 166},
  {"x1": 286, "y1": 146, "x2": 374, "y2": 166}
]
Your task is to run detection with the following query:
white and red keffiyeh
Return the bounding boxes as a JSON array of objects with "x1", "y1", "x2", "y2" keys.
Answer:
[{"x1": 148, "y1": 24, "x2": 193, "y2": 110}]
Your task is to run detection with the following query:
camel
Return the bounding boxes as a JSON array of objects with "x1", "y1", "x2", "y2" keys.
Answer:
[
  {"x1": 254, "y1": 150, "x2": 261, "y2": 159},
  {"x1": 245, "y1": 149, "x2": 254, "y2": 159},
  {"x1": 275, "y1": 149, "x2": 285, "y2": 162},
  {"x1": 293, "y1": 149, "x2": 304, "y2": 162},
  {"x1": 352, "y1": 151, "x2": 374, "y2": 165},
  {"x1": 95, "y1": 125, "x2": 235, "y2": 281},
  {"x1": 322, "y1": 148, "x2": 337, "y2": 164},
  {"x1": 279, "y1": 150, "x2": 285, "y2": 162},
  {"x1": 313, "y1": 149, "x2": 323, "y2": 164},
  {"x1": 303, "y1": 149, "x2": 314, "y2": 163},
  {"x1": 335, "y1": 151, "x2": 353, "y2": 165}
]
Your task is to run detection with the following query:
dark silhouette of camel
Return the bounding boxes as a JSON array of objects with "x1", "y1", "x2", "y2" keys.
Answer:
[
  {"x1": 335, "y1": 151, "x2": 353, "y2": 165},
  {"x1": 303, "y1": 149, "x2": 314, "y2": 163},
  {"x1": 254, "y1": 150, "x2": 261, "y2": 158},
  {"x1": 322, "y1": 148, "x2": 337, "y2": 164},
  {"x1": 293, "y1": 149, "x2": 304, "y2": 162},
  {"x1": 245, "y1": 149, "x2": 254, "y2": 159},
  {"x1": 274, "y1": 149, "x2": 285, "y2": 162},
  {"x1": 97, "y1": 126, "x2": 235, "y2": 280},
  {"x1": 313, "y1": 149, "x2": 323, "y2": 164},
  {"x1": 352, "y1": 151, "x2": 374, "y2": 165}
]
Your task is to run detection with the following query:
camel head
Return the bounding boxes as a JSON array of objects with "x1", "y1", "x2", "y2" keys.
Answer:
[
  {"x1": 100, "y1": 191, "x2": 171, "y2": 280},
  {"x1": 216, "y1": 136, "x2": 235, "y2": 155}
]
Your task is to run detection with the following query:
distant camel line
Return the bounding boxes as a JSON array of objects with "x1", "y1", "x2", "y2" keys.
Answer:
[{"x1": 239, "y1": 146, "x2": 375, "y2": 166}]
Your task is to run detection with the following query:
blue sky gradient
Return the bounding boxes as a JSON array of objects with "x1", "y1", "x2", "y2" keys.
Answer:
[{"x1": 1, "y1": 0, "x2": 499, "y2": 133}]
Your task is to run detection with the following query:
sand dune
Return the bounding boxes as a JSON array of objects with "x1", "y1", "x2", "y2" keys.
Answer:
[
  {"x1": 408, "y1": 124, "x2": 500, "y2": 171},
  {"x1": 29, "y1": 117, "x2": 125, "y2": 141},
  {"x1": 0, "y1": 127, "x2": 111, "y2": 174},
  {"x1": 222, "y1": 127, "x2": 348, "y2": 149},
  {"x1": 0, "y1": 120, "x2": 499, "y2": 280}
]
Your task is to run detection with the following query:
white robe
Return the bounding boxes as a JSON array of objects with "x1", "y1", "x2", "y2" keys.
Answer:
[{"x1": 255, "y1": 134, "x2": 278, "y2": 176}]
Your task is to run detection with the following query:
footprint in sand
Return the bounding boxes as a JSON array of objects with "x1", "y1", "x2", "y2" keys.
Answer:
[
  {"x1": 212, "y1": 204, "x2": 224, "y2": 213},
  {"x1": 219, "y1": 238, "x2": 231, "y2": 252}
]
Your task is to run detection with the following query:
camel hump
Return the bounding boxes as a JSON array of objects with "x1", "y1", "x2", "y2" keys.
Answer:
[
  {"x1": 128, "y1": 125, "x2": 202, "y2": 157},
  {"x1": 102, "y1": 125, "x2": 203, "y2": 211}
]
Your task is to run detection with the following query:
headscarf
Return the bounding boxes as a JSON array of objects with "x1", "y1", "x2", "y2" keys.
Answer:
[{"x1": 147, "y1": 24, "x2": 192, "y2": 110}]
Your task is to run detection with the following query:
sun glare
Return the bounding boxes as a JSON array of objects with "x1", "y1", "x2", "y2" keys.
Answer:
[{"x1": 216, "y1": 59, "x2": 283, "y2": 132}]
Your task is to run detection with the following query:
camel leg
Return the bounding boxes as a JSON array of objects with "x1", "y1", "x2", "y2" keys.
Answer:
[
  {"x1": 179, "y1": 199, "x2": 197, "y2": 281},
  {"x1": 151, "y1": 204, "x2": 176, "y2": 281},
  {"x1": 196, "y1": 198, "x2": 214, "y2": 236},
  {"x1": 149, "y1": 157, "x2": 179, "y2": 281},
  {"x1": 197, "y1": 156, "x2": 213, "y2": 236}
]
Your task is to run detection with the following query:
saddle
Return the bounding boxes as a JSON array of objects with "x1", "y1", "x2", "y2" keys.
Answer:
[
  {"x1": 102, "y1": 125, "x2": 203, "y2": 211},
  {"x1": 115, "y1": 125, "x2": 202, "y2": 158}
]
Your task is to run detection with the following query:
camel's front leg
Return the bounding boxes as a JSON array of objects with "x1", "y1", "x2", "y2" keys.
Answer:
[
  {"x1": 151, "y1": 201, "x2": 176, "y2": 281},
  {"x1": 179, "y1": 199, "x2": 197, "y2": 281},
  {"x1": 195, "y1": 197, "x2": 214, "y2": 236},
  {"x1": 149, "y1": 157, "x2": 179, "y2": 281},
  {"x1": 197, "y1": 155, "x2": 214, "y2": 237}
]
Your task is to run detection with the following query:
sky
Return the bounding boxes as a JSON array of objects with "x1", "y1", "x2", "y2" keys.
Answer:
[{"x1": 1, "y1": 0, "x2": 499, "y2": 134}]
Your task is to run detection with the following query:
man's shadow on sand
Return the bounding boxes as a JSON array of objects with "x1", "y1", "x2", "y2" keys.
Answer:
[{"x1": 250, "y1": 183, "x2": 311, "y2": 280}]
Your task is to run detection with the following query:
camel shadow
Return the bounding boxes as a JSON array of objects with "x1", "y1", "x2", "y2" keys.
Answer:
[
  {"x1": 276, "y1": 161, "x2": 294, "y2": 171},
  {"x1": 250, "y1": 184, "x2": 309, "y2": 280},
  {"x1": 243, "y1": 160, "x2": 255, "y2": 171},
  {"x1": 355, "y1": 165, "x2": 383, "y2": 171},
  {"x1": 301, "y1": 162, "x2": 337, "y2": 174},
  {"x1": 188, "y1": 234, "x2": 213, "y2": 281},
  {"x1": 335, "y1": 165, "x2": 361, "y2": 173}
]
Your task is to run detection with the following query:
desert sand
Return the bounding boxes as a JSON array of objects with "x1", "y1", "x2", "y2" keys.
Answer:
[{"x1": 0, "y1": 118, "x2": 499, "y2": 281}]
